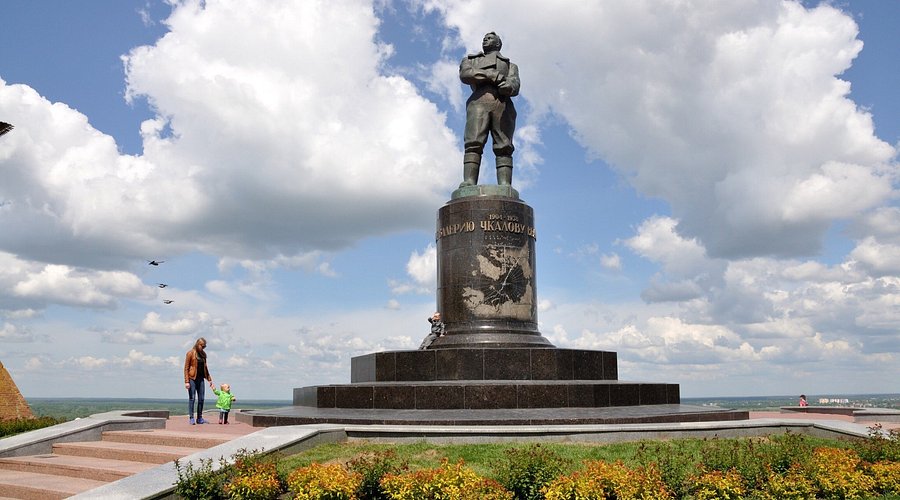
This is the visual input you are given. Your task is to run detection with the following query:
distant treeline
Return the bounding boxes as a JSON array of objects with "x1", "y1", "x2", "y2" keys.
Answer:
[{"x1": 25, "y1": 398, "x2": 291, "y2": 420}]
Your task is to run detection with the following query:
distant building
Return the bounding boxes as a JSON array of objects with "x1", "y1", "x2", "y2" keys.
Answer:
[
  {"x1": 817, "y1": 398, "x2": 850, "y2": 404},
  {"x1": 0, "y1": 361, "x2": 34, "y2": 420}
]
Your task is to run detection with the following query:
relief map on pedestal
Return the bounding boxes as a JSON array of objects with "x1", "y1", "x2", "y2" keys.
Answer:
[{"x1": 462, "y1": 246, "x2": 534, "y2": 318}]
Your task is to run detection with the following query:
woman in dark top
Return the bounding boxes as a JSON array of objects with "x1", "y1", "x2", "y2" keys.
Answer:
[{"x1": 183, "y1": 337, "x2": 213, "y2": 424}]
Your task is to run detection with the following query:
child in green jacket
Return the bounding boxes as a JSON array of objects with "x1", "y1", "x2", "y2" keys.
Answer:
[{"x1": 211, "y1": 383, "x2": 237, "y2": 424}]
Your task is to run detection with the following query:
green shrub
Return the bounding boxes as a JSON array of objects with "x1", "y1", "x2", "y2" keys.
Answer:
[
  {"x1": 684, "y1": 467, "x2": 745, "y2": 500},
  {"x1": 541, "y1": 469, "x2": 600, "y2": 500},
  {"x1": 869, "y1": 460, "x2": 900, "y2": 495},
  {"x1": 697, "y1": 436, "x2": 776, "y2": 491},
  {"x1": 174, "y1": 457, "x2": 222, "y2": 500},
  {"x1": 380, "y1": 458, "x2": 513, "y2": 500},
  {"x1": 758, "y1": 431, "x2": 816, "y2": 475},
  {"x1": 634, "y1": 440, "x2": 696, "y2": 498},
  {"x1": 760, "y1": 464, "x2": 817, "y2": 500},
  {"x1": 222, "y1": 471, "x2": 281, "y2": 500},
  {"x1": 347, "y1": 449, "x2": 407, "y2": 500},
  {"x1": 808, "y1": 447, "x2": 875, "y2": 499},
  {"x1": 856, "y1": 424, "x2": 900, "y2": 463},
  {"x1": 0, "y1": 416, "x2": 65, "y2": 438},
  {"x1": 542, "y1": 459, "x2": 671, "y2": 500},
  {"x1": 493, "y1": 444, "x2": 569, "y2": 500},
  {"x1": 287, "y1": 462, "x2": 360, "y2": 500},
  {"x1": 222, "y1": 449, "x2": 282, "y2": 500}
]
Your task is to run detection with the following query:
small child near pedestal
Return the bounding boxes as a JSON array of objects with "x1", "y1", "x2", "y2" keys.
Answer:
[{"x1": 211, "y1": 383, "x2": 237, "y2": 424}]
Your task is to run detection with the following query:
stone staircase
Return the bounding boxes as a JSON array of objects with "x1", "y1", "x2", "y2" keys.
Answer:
[{"x1": 0, "y1": 428, "x2": 234, "y2": 499}]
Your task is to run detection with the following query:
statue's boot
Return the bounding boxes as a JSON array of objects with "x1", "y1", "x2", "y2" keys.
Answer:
[
  {"x1": 460, "y1": 153, "x2": 481, "y2": 187},
  {"x1": 496, "y1": 156, "x2": 513, "y2": 186}
]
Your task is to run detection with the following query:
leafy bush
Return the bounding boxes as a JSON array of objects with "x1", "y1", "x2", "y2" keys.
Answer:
[
  {"x1": 592, "y1": 460, "x2": 671, "y2": 500},
  {"x1": 222, "y1": 448, "x2": 282, "y2": 500},
  {"x1": 634, "y1": 440, "x2": 696, "y2": 498},
  {"x1": 856, "y1": 424, "x2": 900, "y2": 463},
  {"x1": 380, "y1": 458, "x2": 513, "y2": 500},
  {"x1": 695, "y1": 436, "x2": 767, "y2": 490},
  {"x1": 762, "y1": 430, "x2": 816, "y2": 474},
  {"x1": 760, "y1": 464, "x2": 817, "y2": 500},
  {"x1": 0, "y1": 416, "x2": 65, "y2": 438},
  {"x1": 541, "y1": 470, "x2": 598, "y2": 500},
  {"x1": 222, "y1": 471, "x2": 281, "y2": 500},
  {"x1": 685, "y1": 467, "x2": 745, "y2": 500},
  {"x1": 347, "y1": 449, "x2": 407, "y2": 500},
  {"x1": 174, "y1": 457, "x2": 222, "y2": 500},
  {"x1": 493, "y1": 444, "x2": 569, "y2": 500},
  {"x1": 693, "y1": 432, "x2": 820, "y2": 491},
  {"x1": 543, "y1": 459, "x2": 671, "y2": 500},
  {"x1": 287, "y1": 462, "x2": 360, "y2": 500},
  {"x1": 869, "y1": 460, "x2": 900, "y2": 495},
  {"x1": 808, "y1": 446, "x2": 875, "y2": 499}
]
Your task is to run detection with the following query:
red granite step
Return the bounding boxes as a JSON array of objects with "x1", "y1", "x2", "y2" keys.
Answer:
[
  {"x1": 52, "y1": 440, "x2": 203, "y2": 464},
  {"x1": 102, "y1": 428, "x2": 233, "y2": 448},
  {"x1": 0, "y1": 469, "x2": 107, "y2": 499},
  {"x1": 0, "y1": 415, "x2": 257, "y2": 498},
  {"x1": 0, "y1": 453, "x2": 156, "y2": 482}
]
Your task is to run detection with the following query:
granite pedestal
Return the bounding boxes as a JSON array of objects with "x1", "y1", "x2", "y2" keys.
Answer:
[{"x1": 433, "y1": 195, "x2": 551, "y2": 348}]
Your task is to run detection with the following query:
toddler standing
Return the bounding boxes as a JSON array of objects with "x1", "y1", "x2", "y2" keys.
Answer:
[{"x1": 211, "y1": 383, "x2": 237, "y2": 424}]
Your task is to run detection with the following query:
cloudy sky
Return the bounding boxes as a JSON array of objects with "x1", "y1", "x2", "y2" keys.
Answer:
[{"x1": 1, "y1": 0, "x2": 898, "y2": 400}]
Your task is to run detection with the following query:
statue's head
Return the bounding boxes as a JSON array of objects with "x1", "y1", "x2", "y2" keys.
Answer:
[{"x1": 482, "y1": 32, "x2": 502, "y2": 53}]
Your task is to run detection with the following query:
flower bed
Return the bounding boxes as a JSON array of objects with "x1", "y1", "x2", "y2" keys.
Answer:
[{"x1": 174, "y1": 426, "x2": 900, "y2": 499}]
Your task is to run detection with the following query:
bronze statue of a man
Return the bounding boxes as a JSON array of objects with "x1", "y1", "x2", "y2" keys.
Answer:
[{"x1": 459, "y1": 32, "x2": 520, "y2": 187}]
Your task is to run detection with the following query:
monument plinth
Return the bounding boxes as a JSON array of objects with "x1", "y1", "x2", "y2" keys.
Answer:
[
  {"x1": 433, "y1": 194, "x2": 551, "y2": 348},
  {"x1": 285, "y1": 187, "x2": 682, "y2": 413}
]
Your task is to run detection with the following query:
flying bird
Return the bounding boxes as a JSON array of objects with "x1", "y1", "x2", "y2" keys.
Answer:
[
  {"x1": 0, "y1": 122, "x2": 13, "y2": 137},
  {"x1": 147, "y1": 260, "x2": 165, "y2": 266},
  {"x1": 163, "y1": 299, "x2": 174, "y2": 304},
  {"x1": 157, "y1": 283, "x2": 168, "y2": 288}
]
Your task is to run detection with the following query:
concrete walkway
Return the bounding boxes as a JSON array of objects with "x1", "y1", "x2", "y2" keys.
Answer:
[
  {"x1": 162, "y1": 413, "x2": 257, "y2": 436},
  {"x1": 750, "y1": 410, "x2": 900, "y2": 430}
]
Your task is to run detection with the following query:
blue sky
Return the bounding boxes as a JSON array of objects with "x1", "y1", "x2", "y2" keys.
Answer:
[{"x1": 1, "y1": 0, "x2": 898, "y2": 400}]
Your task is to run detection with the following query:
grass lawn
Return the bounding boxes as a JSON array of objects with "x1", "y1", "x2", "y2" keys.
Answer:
[{"x1": 276, "y1": 434, "x2": 848, "y2": 478}]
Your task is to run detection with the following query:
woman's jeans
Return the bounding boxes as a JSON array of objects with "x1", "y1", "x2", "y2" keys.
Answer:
[{"x1": 188, "y1": 378, "x2": 205, "y2": 419}]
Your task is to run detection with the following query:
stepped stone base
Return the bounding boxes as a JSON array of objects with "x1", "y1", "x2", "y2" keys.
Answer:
[
  {"x1": 296, "y1": 347, "x2": 677, "y2": 413},
  {"x1": 295, "y1": 380, "x2": 679, "y2": 410},
  {"x1": 237, "y1": 404, "x2": 749, "y2": 427},
  {"x1": 351, "y1": 348, "x2": 617, "y2": 383}
]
